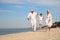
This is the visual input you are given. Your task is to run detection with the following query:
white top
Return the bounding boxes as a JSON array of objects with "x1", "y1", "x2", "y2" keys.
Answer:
[
  {"x1": 39, "y1": 16, "x2": 43, "y2": 21},
  {"x1": 46, "y1": 13, "x2": 52, "y2": 23},
  {"x1": 27, "y1": 12, "x2": 37, "y2": 20}
]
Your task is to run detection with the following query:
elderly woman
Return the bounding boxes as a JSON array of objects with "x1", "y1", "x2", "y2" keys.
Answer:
[{"x1": 46, "y1": 10, "x2": 52, "y2": 31}]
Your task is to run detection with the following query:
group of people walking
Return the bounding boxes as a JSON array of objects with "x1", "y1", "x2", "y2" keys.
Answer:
[{"x1": 27, "y1": 9, "x2": 52, "y2": 32}]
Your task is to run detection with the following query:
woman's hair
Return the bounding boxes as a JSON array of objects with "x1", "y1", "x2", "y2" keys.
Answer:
[
  {"x1": 47, "y1": 10, "x2": 50, "y2": 13},
  {"x1": 47, "y1": 10, "x2": 50, "y2": 15}
]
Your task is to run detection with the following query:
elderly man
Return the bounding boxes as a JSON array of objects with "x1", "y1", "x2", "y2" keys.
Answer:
[{"x1": 27, "y1": 9, "x2": 38, "y2": 32}]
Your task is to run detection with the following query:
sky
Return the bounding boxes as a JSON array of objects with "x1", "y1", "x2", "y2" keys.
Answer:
[{"x1": 0, "y1": 0, "x2": 60, "y2": 28}]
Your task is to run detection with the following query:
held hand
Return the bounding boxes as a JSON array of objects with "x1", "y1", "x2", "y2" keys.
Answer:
[
  {"x1": 48, "y1": 19, "x2": 50, "y2": 23},
  {"x1": 27, "y1": 18, "x2": 29, "y2": 21}
]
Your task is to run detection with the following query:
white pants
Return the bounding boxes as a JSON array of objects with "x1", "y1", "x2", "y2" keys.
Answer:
[{"x1": 31, "y1": 19, "x2": 36, "y2": 31}]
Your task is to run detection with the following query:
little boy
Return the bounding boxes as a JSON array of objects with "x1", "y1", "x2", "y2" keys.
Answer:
[{"x1": 39, "y1": 13, "x2": 44, "y2": 29}]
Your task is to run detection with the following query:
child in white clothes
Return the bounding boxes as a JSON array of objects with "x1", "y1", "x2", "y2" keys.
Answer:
[{"x1": 39, "y1": 13, "x2": 44, "y2": 29}]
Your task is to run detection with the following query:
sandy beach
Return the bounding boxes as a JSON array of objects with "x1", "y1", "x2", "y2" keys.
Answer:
[{"x1": 0, "y1": 28, "x2": 60, "y2": 40}]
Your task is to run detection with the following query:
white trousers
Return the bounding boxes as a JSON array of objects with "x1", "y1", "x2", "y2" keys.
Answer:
[{"x1": 31, "y1": 19, "x2": 36, "y2": 31}]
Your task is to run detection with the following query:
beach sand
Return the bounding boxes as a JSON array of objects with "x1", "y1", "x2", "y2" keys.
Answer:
[{"x1": 0, "y1": 28, "x2": 60, "y2": 40}]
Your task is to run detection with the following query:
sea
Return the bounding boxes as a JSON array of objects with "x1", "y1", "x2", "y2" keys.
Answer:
[{"x1": 0, "y1": 27, "x2": 41, "y2": 35}]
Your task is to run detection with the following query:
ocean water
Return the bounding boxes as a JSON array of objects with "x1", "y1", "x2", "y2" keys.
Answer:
[
  {"x1": 0, "y1": 28, "x2": 33, "y2": 35},
  {"x1": 0, "y1": 27, "x2": 45, "y2": 35}
]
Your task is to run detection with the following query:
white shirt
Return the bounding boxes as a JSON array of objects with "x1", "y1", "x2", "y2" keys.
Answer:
[
  {"x1": 39, "y1": 16, "x2": 43, "y2": 21},
  {"x1": 46, "y1": 13, "x2": 52, "y2": 23},
  {"x1": 27, "y1": 12, "x2": 37, "y2": 20}
]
